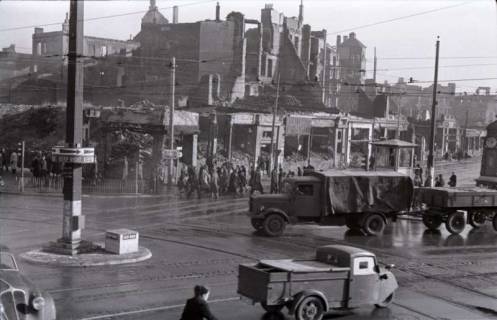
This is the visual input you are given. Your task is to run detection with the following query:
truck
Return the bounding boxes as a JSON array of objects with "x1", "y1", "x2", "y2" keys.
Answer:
[
  {"x1": 249, "y1": 170, "x2": 414, "y2": 236},
  {"x1": 238, "y1": 245, "x2": 398, "y2": 320},
  {"x1": 416, "y1": 186, "x2": 497, "y2": 234}
]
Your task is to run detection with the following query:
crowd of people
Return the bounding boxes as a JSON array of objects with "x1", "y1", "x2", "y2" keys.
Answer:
[
  {"x1": 176, "y1": 160, "x2": 314, "y2": 200},
  {"x1": 413, "y1": 164, "x2": 457, "y2": 188}
]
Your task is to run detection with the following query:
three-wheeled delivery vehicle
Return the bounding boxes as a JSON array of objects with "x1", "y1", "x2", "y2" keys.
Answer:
[{"x1": 238, "y1": 245, "x2": 398, "y2": 320}]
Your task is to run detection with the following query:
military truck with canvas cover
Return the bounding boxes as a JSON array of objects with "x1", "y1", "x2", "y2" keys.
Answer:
[{"x1": 248, "y1": 170, "x2": 413, "y2": 236}]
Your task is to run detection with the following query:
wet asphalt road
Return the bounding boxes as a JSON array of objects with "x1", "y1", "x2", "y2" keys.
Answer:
[{"x1": 2, "y1": 158, "x2": 497, "y2": 320}]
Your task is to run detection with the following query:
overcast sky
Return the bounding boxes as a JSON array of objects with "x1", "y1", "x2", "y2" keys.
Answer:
[{"x1": 1, "y1": 0, "x2": 496, "y2": 93}]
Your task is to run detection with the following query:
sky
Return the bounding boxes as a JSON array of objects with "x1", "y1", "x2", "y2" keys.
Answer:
[{"x1": 0, "y1": 0, "x2": 496, "y2": 93}]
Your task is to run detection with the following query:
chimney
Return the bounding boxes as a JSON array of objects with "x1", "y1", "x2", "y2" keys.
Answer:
[
  {"x1": 298, "y1": 0, "x2": 304, "y2": 25},
  {"x1": 349, "y1": 32, "x2": 355, "y2": 39},
  {"x1": 173, "y1": 5, "x2": 178, "y2": 23},
  {"x1": 216, "y1": 2, "x2": 220, "y2": 21},
  {"x1": 336, "y1": 35, "x2": 341, "y2": 46}
]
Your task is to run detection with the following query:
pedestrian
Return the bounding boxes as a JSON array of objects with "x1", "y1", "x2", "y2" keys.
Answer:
[
  {"x1": 0, "y1": 151, "x2": 3, "y2": 174},
  {"x1": 414, "y1": 164, "x2": 423, "y2": 182},
  {"x1": 297, "y1": 167, "x2": 303, "y2": 176},
  {"x1": 278, "y1": 166, "x2": 284, "y2": 192},
  {"x1": 178, "y1": 166, "x2": 187, "y2": 194},
  {"x1": 251, "y1": 166, "x2": 264, "y2": 194},
  {"x1": 209, "y1": 167, "x2": 219, "y2": 200},
  {"x1": 10, "y1": 151, "x2": 18, "y2": 175},
  {"x1": 122, "y1": 156, "x2": 128, "y2": 181},
  {"x1": 238, "y1": 166, "x2": 247, "y2": 194},
  {"x1": 435, "y1": 174, "x2": 445, "y2": 187},
  {"x1": 270, "y1": 167, "x2": 278, "y2": 194},
  {"x1": 424, "y1": 174, "x2": 432, "y2": 187},
  {"x1": 449, "y1": 172, "x2": 457, "y2": 187},
  {"x1": 180, "y1": 285, "x2": 218, "y2": 320},
  {"x1": 1, "y1": 148, "x2": 8, "y2": 172},
  {"x1": 187, "y1": 166, "x2": 201, "y2": 199},
  {"x1": 413, "y1": 173, "x2": 422, "y2": 187},
  {"x1": 41, "y1": 154, "x2": 48, "y2": 186}
]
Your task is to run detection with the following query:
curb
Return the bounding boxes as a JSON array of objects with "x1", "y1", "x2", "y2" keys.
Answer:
[{"x1": 20, "y1": 246, "x2": 152, "y2": 267}]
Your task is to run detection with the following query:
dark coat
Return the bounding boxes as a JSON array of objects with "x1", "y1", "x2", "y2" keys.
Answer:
[{"x1": 180, "y1": 297, "x2": 218, "y2": 320}]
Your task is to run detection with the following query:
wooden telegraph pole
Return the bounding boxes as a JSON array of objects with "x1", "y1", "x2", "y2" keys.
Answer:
[
  {"x1": 427, "y1": 36, "x2": 440, "y2": 187},
  {"x1": 269, "y1": 74, "x2": 281, "y2": 171},
  {"x1": 167, "y1": 57, "x2": 176, "y2": 185}
]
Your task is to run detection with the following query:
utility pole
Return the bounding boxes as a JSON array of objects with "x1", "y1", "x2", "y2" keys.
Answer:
[
  {"x1": 270, "y1": 74, "x2": 281, "y2": 171},
  {"x1": 427, "y1": 36, "x2": 440, "y2": 187},
  {"x1": 396, "y1": 93, "x2": 404, "y2": 139},
  {"x1": 20, "y1": 141, "x2": 25, "y2": 192},
  {"x1": 373, "y1": 47, "x2": 377, "y2": 85},
  {"x1": 168, "y1": 57, "x2": 176, "y2": 185},
  {"x1": 51, "y1": 0, "x2": 85, "y2": 255}
]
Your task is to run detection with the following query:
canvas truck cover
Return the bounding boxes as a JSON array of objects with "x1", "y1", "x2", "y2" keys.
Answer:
[{"x1": 309, "y1": 171, "x2": 414, "y2": 215}]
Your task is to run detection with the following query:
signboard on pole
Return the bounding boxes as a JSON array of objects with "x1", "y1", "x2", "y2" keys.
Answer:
[
  {"x1": 52, "y1": 146, "x2": 95, "y2": 164},
  {"x1": 163, "y1": 149, "x2": 181, "y2": 160}
]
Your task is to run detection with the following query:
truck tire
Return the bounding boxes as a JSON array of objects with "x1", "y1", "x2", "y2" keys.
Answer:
[
  {"x1": 468, "y1": 211, "x2": 486, "y2": 228},
  {"x1": 422, "y1": 214, "x2": 442, "y2": 230},
  {"x1": 262, "y1": 214, "x2": 286, "y2": 237},
  {"x1": 375, "y1": 292, "x2": 395, "y2": 308},
  {"x1": 445, "y1": 211, "x2": 466, "y2": 234},
  {"x1": 261, "y1": 302, "x2": 284, "y2": 313},
  {"x1": 251, "y1": 218, "x2": 263, "y2": 231},
  {"x1": 295, "y1": 296, "x2": 325, "y2": 320},
  {"x1": 362, "y1": 213, "x2": 386, "y2": 236},
  {"x1": 492, "y1": 213, "x2": 497, "y2": 231}
]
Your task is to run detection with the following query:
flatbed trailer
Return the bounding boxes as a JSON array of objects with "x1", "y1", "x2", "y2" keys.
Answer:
[{"x1": 415, "y1": 187, "x2": 497, "y2": 234}]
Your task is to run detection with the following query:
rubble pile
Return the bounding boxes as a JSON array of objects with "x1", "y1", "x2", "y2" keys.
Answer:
[{"x1": 0, "y1": 105, "x2": 65, "y2": 150}]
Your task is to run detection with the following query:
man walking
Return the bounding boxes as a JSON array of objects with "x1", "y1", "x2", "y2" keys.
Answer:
[
  {"x1": 449, "y1": 172, "x2": 457, "y2": 187},
  {"x1": 180, "y1": 285, "x2": 218, "y2": 320}
]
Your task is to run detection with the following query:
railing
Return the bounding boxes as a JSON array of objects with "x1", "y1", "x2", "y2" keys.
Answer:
[{"x1": 23, "y1": 175, "x2": 152, "y2": 194}]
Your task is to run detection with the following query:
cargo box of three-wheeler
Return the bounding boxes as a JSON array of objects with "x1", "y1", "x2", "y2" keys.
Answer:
[{"x1": 249, "y1": 170, "x2": 414, "y2": 236}]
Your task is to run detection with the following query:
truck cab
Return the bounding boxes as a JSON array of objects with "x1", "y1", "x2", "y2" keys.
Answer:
[{"x1": 249, "y1": 176, "x2": 323, "y2": 236}]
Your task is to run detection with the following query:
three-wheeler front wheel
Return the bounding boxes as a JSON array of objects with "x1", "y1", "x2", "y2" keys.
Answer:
[
  {"x1": 375, "y1": 292, "x2": 395, "y2": 308},
  {"x1": 262, "y1": 213, "x2": 287, "y2": 237},
  {"x1": 445, "y1": 211, "x2": 466, "y2": 234},
  {"x1": 295, "y1": 296, "x2": 325, "y2": 320},
  {"x1": 468, "y1": 210, "x2": 486, "y2": 228}
]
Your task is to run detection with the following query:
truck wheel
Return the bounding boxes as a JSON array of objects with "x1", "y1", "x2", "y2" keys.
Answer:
[
  {"x1": 445, "y1": 211, "x2": 466, "y2": 234},
  {"x1": 375, "y1": 292, "x2": 395, "y2": 308},
  {"x1": 492, "y1": 213, "x2": 497, "y2": 231},
  {"x1": 295, "y1": 296, "x2": 325, "y2": 320},
  {"x1": 261, "y1": 302, "x2": 284, "y2": 313},
  {"x1": 362, "y1": 214, "x2": 386, "y2": 236},
  {"x1": 422, "y1": 214, "x2": 442, "y2": 230},
  {"x1": 468, "y1": 211, "x2": 486, "y2": 228},
  {"x1": 251, "y1": 218, "x2": 263, "y2": 231},
  {"x1": 262, "y1": 214, "x2": 286, "y2": 237}
]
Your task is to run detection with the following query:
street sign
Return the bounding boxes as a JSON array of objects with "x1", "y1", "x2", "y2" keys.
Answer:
[
  {"x1": 163, "y1": 149, "x2": 180, "y2": 159},
  {"x1": 52, "y1": 146, "x2": 95, "y2": 164}
]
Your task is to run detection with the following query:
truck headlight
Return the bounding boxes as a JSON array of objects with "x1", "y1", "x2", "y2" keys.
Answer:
[
  {"x1": 258, "y1": 206, "x2": 265, "y2": 213},
  {"x1": 32, "y1": 296, "x2": 45, "y2": 311}
]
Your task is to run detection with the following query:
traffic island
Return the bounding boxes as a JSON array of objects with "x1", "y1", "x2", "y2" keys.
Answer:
[
  {"x1": 20, "y1": 230, "x2": 152, "y2": 267},
  {"x1": 20, "y1": 244, "x2": 152, "y2": 267}
]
